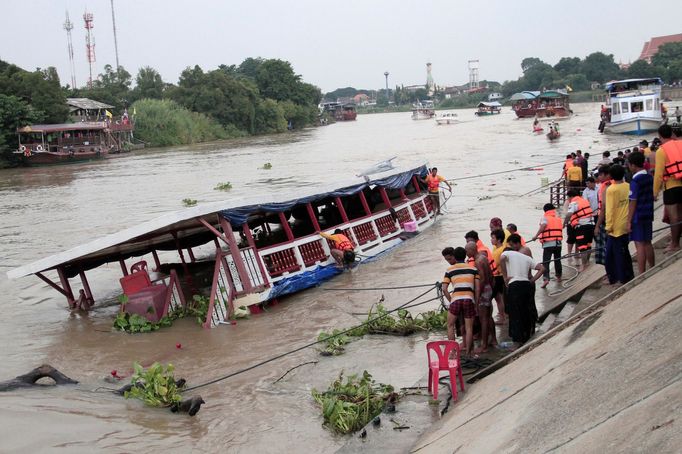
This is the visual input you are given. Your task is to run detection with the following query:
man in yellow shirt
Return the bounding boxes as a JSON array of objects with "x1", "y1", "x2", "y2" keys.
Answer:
[
  {"x1": 604, "y1": 164, "x2": 634, "y2": 285},
  {"x1": 653, "y1": 124, "x2": 682, "y2": 252},
  {"x1": 566, "y1": 160, "x2": 583, "y2": 189}
]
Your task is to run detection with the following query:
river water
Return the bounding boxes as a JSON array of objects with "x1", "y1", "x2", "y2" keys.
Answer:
[{"x1": 0, "y1": 104, "x2": 637, "y2": 453}]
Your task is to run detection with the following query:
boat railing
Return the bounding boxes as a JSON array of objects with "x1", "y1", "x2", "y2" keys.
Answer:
[{"x1": 204, "y1": 249, "x2": 236, "y2": 328}]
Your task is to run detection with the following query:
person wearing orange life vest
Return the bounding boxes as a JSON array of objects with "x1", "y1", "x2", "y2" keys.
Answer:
[
  {"x1": 563, "y1": 188, "x2": 595, "y2": 270},
  {"x1": 320, "y1": 229, "x2": 355, "y2": 268},
  {"x1": 531, "y1": 203, "x2": 564, "y2": 288},
  {"x1": 464, "y1": 230, "x2": 493, "y2": 266},
  {"x1": 489, "y1": 228, "x2": 507, "y2": 325},
  {"x1": 653, "y1": 124, "x2": 682, "y2": 253},
  {"x1": 420, "y1": 167, "x2": 452, "y2": 215}
]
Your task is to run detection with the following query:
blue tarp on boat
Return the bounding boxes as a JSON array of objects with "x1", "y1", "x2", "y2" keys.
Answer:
[
  {"x1": 219, "y1": 165, "x2": 428, "y2": 225},
  {"x1": 267, "y1": 265, "x2": 342, "y2": 300}
]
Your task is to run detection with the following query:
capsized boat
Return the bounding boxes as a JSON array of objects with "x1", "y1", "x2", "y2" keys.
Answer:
[
  {"x1": 435, "y1": 112, "x2": 459, "y2": 125},
  {"x1": 601, "y1": 78, "x2": 663, "y2": 135},
  {"x1": 475, "y1": 102, "x2": 502, "y2": 116},
  {"x1": 8, "y1": 161, "x2": 439, "y2": 328}
]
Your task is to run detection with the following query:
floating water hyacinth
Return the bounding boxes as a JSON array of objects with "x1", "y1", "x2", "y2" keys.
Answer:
[{"x1": 214, "y1": 182, "x2": 233, "y2": 191}]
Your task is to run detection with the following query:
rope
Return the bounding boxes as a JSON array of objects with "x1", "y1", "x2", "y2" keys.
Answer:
[
  {"x1": 324, "y1": 283, "x2": 436, "y2": 291},
  {"x1": 446, "y1": 159, "x2": 565, "y2": 183},
  {"x1": 182, "y1": 284, "x2": 440, "y2": 392}
]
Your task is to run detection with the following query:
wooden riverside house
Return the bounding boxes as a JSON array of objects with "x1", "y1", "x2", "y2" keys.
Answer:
[{"x1": 8, "y1": 161, "x2": 440, "y2": 328}]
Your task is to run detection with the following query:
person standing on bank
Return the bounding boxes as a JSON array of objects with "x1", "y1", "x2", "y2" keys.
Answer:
[
  {"x1": 604, "y1": 165, "x2": 634, "y2": 285},
  {"x1": 441, "y1": 246, "x2": 480, "y2": 357},
  {"x1": 653, "y1": 124, "x2": 682, "y2": 253},
  {"x1": 531, "y1": 203, "x2": 563, "y2": 288},
  {"x1": 499, "y1": 234, "x2": 544, "y2": 347},
  {"x1": 627, "y1": 151, "x2": 655, "y2": 273},
  {"x1": 421, "y1": 167, "x2": 451, "y2": 215},
  {"x1": 320, "y1": 229, "x2": 355, "y2": 268}
]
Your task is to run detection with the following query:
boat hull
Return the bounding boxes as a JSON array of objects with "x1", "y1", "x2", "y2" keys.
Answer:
[
  {"x1": 435, "y1": 118, "x2": 459, "y2": 125},
  {"x1": 604, "y1": 117, "x2": 661, "y2": 135},
  {"x1": 18, "y1": 150, "x2": 105, "y2": 165}
]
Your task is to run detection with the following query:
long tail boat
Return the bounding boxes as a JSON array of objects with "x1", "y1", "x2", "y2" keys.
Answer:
[{"x1": 7, "y1": 161, "x2": 439, "y2": 328}]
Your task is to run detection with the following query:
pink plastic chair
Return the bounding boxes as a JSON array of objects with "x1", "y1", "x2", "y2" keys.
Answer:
[{"x1": 426, "y1": 340, "x2": 465, "y2": 401}]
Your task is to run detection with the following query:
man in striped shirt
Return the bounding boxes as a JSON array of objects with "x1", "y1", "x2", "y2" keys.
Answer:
[{"x1": 442, "y1": 246, "x2": 480, "y2": 357}]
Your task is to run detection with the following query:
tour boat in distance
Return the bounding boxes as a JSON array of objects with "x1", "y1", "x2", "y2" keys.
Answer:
[
  {"x1": 412, "y1": 100, "x2": 436, "y2": 120},
  {"x1": 14, "y1": 121, "x2": 135, "y2": 165},
  {"x1": 601, "y1": 78, "x2": 663, "y2": 135},
  {"x1": 534, "y1": 90, "x2": 571, "y2": 119},
  {"x1": 7, "y1": 160, "x2": 438, "y2": 328},
  {"x1": 435, "y1": 112, "x2": 459, "y2": 125},
  {"x1": 475, "y1": 102, "x2": 502, "y2": 116}
]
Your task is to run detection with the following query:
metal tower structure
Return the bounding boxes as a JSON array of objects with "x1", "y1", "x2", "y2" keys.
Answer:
[
  {"x1": 63, "y1": 11, "x2": 77, "y2": 88},
  {"x1": 110, "y1": 0, "x2": 120, "y2": 70},
  {"x1": 83, "y1": 10, "x2": 96, "y2": 88},
  {"x1": 426, "y1": 62, "x2": 435, "y2": 96},
  {"x1": 468, "y1": 59, "x2": 479, "y2": 90}
]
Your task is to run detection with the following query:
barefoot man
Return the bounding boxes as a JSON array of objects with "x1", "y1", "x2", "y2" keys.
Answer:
[
  {"x1": 441, "y1": 246, "x2": 480, "y2": 357},
  {"x1": 320, "y1": 229, "x2": 355, "y2": 268},
  {"x1": 465, "y1": 242, "x2": 497, "y2": 353}
]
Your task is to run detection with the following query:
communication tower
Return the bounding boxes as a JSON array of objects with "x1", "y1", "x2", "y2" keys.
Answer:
[
  {"x1": 468, "y1": 59, "x2": 479, "y2": 90},
  {"x1": 83, "y1": 10, "x2": 96, "y2": 88},
  {"x1": 110, "y1": 0, "x2": 120, "y2": 70},
  {"x1": 63, "y1": 11, "x2": 77, "y2": 88}
]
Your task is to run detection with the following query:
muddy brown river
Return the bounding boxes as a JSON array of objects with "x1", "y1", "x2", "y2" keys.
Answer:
[{"x1": 0, "y1": 104, "x2": 636, "y2": 452}]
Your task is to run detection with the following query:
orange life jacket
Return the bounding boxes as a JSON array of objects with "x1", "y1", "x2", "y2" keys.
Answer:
[
  {"x1": 569, "y1": 196, "x2": 593, "y2": 227},
  {"x1": 565, "y1": 158, "x2": 574, "y2": 170},
  {"x1": 426, "y1": 174, "x2": 441, "y2": 192},
  {"x1": 598, "y1": 179, "x2": 612, "y2": 214},
  {"x1": 662, "y1": 140, "x2": 682, "y2": 180},
  {"x1": 334, "y1": 234, "x2": 354, "y2": 251},
  {"x1": 539, "y1": 210, "x2": 564, "y2": 243}
]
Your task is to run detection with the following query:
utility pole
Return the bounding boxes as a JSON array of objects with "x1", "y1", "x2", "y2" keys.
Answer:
[
  {"x1": 63, "y1": 10, "x2": 77, "y2": 88},
  {"x1": 110, "y1": 0, "x2": 120, "y2": 70},
  {"x1": 384, "y1": 71, "x2": 390, "y2": 104}
]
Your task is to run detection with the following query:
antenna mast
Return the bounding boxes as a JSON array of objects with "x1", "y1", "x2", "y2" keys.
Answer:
[
  {"x1": 110, "y1": 0, "x2": 120, "y2": 70},
  {"x1": 83, "y1": 10, "x2": 96, "y2": 88},
  {"x1": 63, "y1": 11, "x2": 77, "y2": 88}
]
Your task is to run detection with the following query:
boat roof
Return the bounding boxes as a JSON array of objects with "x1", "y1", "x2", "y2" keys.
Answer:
[
  {"x1": 17, "y1": 122, "x2": 108, "y2": 133},
  {"x1": 7, "y1": 160, "x2": 428, "y2": 280},
  {"x1": 604, "y1": 78, "x2": 663, "y2": 91},
  {"x1": 509, "y1": 91, "x2": 540, "y2": 101},
  {"x1": 477, "y1": 101, "x2": 501, "y2": 107},
  {"x1": 66, "y1": 98, "x2": 114, "y2": 111},
  {"x1": 538, "y1": 89, "x2": 568, "y2": 99}
]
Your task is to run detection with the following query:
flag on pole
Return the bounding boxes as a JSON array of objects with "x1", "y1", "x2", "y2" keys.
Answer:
[{"x1": 105, "y1": 110, "x2": 113, "y2": 118}]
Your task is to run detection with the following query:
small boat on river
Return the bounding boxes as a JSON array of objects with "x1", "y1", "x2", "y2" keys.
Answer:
[
  {"x1": 475, "y1": 102, "x2": 501, "y2": 116},
  {"x1": 7, "y1": 161, "x2": 439, "y2": 328},
  {"x1": 511, "y1": 90, "x2": 571, "y2": 119},
  {"x1": 14, "y1": 121, "x2": 135, "y2": 165},
  {"x1": 435, "y1": 112, "x2": 459, "y2": 125},
  {"x1": 600, "y1": 78, "x2": 663, "y2": 135},
  {"x1": 412, "y1": 100, "x2": 435, "y2": 120}
]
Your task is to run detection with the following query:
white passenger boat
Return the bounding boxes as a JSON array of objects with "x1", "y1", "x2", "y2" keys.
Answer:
[
  {"x1": 601, "y1": 78, "x2": 663, "y2": 136},
  {"x1": 412, "y1": 100, "x2": 435, "y2": 120},
  {"x1": 435, "y1": 112, "x2": 459, "y2": 125}
]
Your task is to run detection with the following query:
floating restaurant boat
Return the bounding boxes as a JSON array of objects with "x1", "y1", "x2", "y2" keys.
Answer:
[
  {"x1": 319, "y1": 102, "x2": 357, "y2": 121},
  {"x1": 474, "y1": 102, "x2": 502, "y2": 116},
  {"x1": 14, "y1": 121, "x2": 135, "y2": 165},
  {"x1": 435, "y1": 112, "x2": 459, "y2": 125},
  {"x1": 511, "y1": 90, "x2": 571, "y2": 119},
  {"x1": 7, "y1": 161, "x2": 438, "y2": 328},
  {"x1": 601, "y1": 78, "x2": 663, "y2": 135},
  {"x1": 412, "y1": 100, "x2": 436, "y2": 120}
]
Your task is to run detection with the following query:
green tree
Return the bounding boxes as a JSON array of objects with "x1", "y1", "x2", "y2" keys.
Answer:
[
  {"x1": 651, "y1": 42, "x2": 682, "y2": 68},
  {"x1": 237, "y1": 57, "x2": 264, "y2": 80},
  {"x1": 581, "y1": 52, "x2": 622, "y2": 83},
  {"x1": 521, "y1": 57, "x2": 544, "y2": 72},
  {"x1": 255, "y1": 59, "x2": 300, "y2": 102},
  {"x1": 0, "y1": 94, "x2": 42, "y2": 153},
  {"x1": 554, "y1": 57, "x2": 582, "y2": 76},
  {"x1": 133, "y1": 66, "x2": 164, "y2": 101},
  {"x1": 626, "y1": 60, "x2": 661, "y2": 79}
]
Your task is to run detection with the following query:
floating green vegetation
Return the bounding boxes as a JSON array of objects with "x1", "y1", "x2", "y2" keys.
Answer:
[
  {"x1": 318, "y1": 304, "x2": 447, "y2": 355},
  {"x1": 262, "y1": 162, "x2": 272, "y2": 169},
  {"x1": 214, "y1": 182, "x2": 233, "y2": 191},
  {"x1": 182, "y1": 198, "x2": 198, "y2": 207},
  {"x1": 114, "y1": 294, "x2": 212, "y2": 333},
  {"x1": 124, "y1": 362, "x2": 184, "y2": 407},
  {"x1": 311, "y1": 371, "x2": 398, "y2": 434}
]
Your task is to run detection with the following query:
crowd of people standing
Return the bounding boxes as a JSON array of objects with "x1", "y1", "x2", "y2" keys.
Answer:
[{"x1": 439, "y1": 123, "x2": 682, "y2": 356}]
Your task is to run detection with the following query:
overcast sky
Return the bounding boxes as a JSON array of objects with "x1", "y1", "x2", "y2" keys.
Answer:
[{"x1": 1, "y1": 0, "x2": 680, "y2": 93}]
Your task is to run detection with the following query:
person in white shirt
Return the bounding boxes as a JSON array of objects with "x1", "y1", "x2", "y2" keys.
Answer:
[
  {"x1": 499, "y1": 234, "x2": 544, "y2": 347},
  {"x1": 582, "y1": 177, "x2": 600, "y2": 224}
]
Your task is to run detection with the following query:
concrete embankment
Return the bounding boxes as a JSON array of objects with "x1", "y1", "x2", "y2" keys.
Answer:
[{"x1": 412, "y1": 249, "x2": 682, "y2": 453}]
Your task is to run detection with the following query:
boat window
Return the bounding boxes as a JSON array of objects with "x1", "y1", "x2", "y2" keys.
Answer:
[
  {"x1": 621, "y1": 102, "x2": 629, "y2": 113},
  {"x1": 645, "y1": 99, "x2": 653, "y2": 111},
  {"x1": 341, "y1": 194, "x2": 369, "y2": 221},
  {"x1": 612, "y1": 103, "x2": 620, "y2": 115},
  {"x1": 655, "y1": 99, "x2": 660, "y2": 112},
  {"x1": 631, "y1": 101, "x2": 643, "y2": 113},
  {"x1": 315, "y1": 199, "x2": 344, "y2": 229}
]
